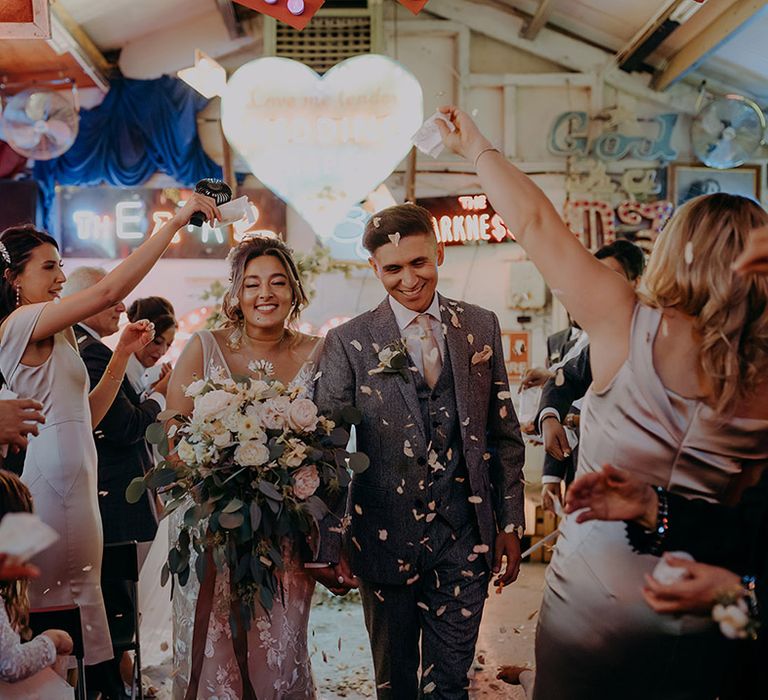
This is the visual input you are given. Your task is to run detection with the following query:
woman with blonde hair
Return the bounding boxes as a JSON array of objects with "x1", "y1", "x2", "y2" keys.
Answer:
[
  {"x1": 438, "y1": 108, "x2": 768, "y2": 699},
  {"x1": 167, "y1": 235, "x2": 322, "y2": 700}
]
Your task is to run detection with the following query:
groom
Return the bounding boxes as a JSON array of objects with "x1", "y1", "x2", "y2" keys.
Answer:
[{"x1": 312, "y1": 204, "x2": 526, "y2": 699}]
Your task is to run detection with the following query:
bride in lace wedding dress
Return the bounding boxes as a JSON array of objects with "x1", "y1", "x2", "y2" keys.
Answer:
[{"x1": 166, "y1": 237, "x2": 323, "y2": 700}]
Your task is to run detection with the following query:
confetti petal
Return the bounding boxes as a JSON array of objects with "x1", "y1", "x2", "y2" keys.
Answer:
[
  {"x1": 404, "y1": 440, "x2": 414, "y2": 458},
  {"x1": 388, "y1": 232, "x2": 401, "y2": 246},
  {"x1": 350, "y1": 340, "x2": 363, "y2": 351},
  {"x1": 378, "y1": 529, "x2": 388, "y2": 541}
]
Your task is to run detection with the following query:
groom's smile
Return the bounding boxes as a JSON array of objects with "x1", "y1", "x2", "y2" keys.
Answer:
[{"x1": 369, "y1": 232, "x2": 445, "y2": 313}]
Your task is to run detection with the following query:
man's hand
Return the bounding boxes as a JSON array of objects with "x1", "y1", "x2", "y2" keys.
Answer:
[
  {"x1": 642, "y1": 557, "x2": 742, "y2": 615},
  {"x1": 518, "y1": 367, "x2": 554, "y2": 392},
  {"x1": 308, "y1": 551, "x2": 359, "y2": 596},
  {"x1": 493, "y1": 532, "x2": 522, "y2": 588},
  {"x1": 565, "y1": 464, "x2": 657, "y2": 526},
  {"x1": 542, "y1": 482, "x2": 563, "y2": 515},
  {"x1": 0, "y1": 398, "x2": 45, "y2": 452},
  {"x1": 541, "y1": 416, "x2": 570, "y2": 461},
  {"x1": 0, "y1": 553, "x2": 40, "y2": 580}
]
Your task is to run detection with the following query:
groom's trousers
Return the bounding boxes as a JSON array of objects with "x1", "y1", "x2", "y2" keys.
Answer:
[{"x1": 359, "y1": 517, "x2": 489, "y2": 700}]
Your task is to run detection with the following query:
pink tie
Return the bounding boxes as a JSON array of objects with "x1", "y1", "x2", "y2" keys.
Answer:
[{"x1": 416, "y1": 314, "x2": 442, "y2": 389}]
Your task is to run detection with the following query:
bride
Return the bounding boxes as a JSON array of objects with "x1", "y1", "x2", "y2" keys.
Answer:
[{"x1": 167, "y1": 235, "x2": 323, "y2": 699}]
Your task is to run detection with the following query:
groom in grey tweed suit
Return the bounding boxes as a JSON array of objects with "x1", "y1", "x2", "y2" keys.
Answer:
[{"x1": 311, "y1": 204, "x2": 526, "y2": 699}]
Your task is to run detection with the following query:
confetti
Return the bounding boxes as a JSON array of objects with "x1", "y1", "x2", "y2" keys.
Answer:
[
  {"x1": 350, "y1": 340, "x2": 363, "y2": 351},
  {"x1": 500, "y1": 405, "x2": 508, "y2": 419},
  {"x1": 406, "y1": 574, "x2": 420, "y2": 585},
  {"x1": 461, "y1": 608, "x2": 473, "y2": 618},
  {"x1": 424, "y1": 681, "x2": 437, "y2": 693},
  {"x1": 454, "y1": 585, "x2": 461, "y2": 597},
  {"x1": 378, "y1": 529, "x2": 388, "y2": 541},
  {"x1": 450, "y1": 313, "x2": 461, "y2": 328},
  {"x1": 468, "y1": 496, "x2": 483, "y2": 504},
  {"x1": 373, "y1": 217, "x2": 382, "y2": 228},
  {"x1": 388, "y1": 232, "x2": 401, "y2": 246},
  {"x1": 404, "y1": 440, "x2": 414, "y2": 458},
  {"x1": 497, "y1": 391, "x2": 512, "y2": 400},
  {"x1": 352, "y1": 536, "x2": 362, "y2": 551},
  {"x1": 473, "y1": 544, "x2": 490, "y2": 554},
  {"x1": 313, "y1": 371, "x2": 323, "y2": 381},
  {"x1": 354, "y1": 504, "x2": 363, "y2": 515},
  {"x1": 471, "y1": 108, "x2": 479, "y2": 117},
  {"x1": 417, "y1": 601, "x2": 430, "y2": 611},
  {"x1": 555, "y1": 368, "x2": 565, "y2": 386},
  {"x1": 684, "y1": 241, "x2": 694, "y2": 265},
  {"x1": 424, "y1": 663, "x2": 435, "y2": 677},
  {"x1": 467, "y1": 334, "x2": 474, "y2": 344},
  {"x1": 425, "y1": 513, "x2": 437, "y2": 523},
  {"x1": 528, "y1": 609, "x2": 539, "y2": 620},
  {"x1": 160, "y1": 641, "x2": 169, "y2": 652},
  {"x1": 375, "y1": 589, "x2": 385, "y2": 602},
  {"x1": 436, "y1": 605, "x2": 447, "y2": 616},
  {"x1": 360, "y1": 385, "x2": 372, "y2": 395},
  {"x1": 82, "y1": 564, "x2": 93, "y2": 572}
]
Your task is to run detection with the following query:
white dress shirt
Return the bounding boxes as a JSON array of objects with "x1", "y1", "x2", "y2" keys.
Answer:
[
  {"x1": 388, "y1": 293, "x2": 445, "y2": 378},
  {"x1": 127, "y1": 354, "x2": 166, "y2": 410}
]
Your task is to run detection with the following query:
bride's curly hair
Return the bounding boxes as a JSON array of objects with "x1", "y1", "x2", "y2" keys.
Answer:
[
  {"x1": 642, "y1": 193, "x2": 768, "y2": 416},
  {"x1": 221, "y1": 235, "x2": 309, "y2": 339}
]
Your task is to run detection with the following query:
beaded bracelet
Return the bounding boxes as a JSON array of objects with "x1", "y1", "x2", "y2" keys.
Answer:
[{"x1": 646, "y1": 486, "x2": 669, "y2": 556}]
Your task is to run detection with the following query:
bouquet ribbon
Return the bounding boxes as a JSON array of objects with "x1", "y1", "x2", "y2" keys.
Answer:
[{"x1": 184, "y1": 549, "x2": 258, "y2": 700}]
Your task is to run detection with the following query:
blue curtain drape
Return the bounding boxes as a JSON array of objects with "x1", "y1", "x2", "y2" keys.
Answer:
[{"x1": 34, "y1": 76, "x2": 221, "y2": 228}]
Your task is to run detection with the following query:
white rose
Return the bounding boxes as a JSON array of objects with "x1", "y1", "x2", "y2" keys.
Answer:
[
  {"x1": 260, "y1": 396, "x2": 292, "y2": 431},
  {"x1": 247, "y1": 379, "x2": 271, "y2": 400},
  {"x1": 193, "y1": 390, "x2": 234, "y2": 423},
  {"x1": 235, "y1": 440, "x2": 271, "y2": 467},
  {"x1": 292, "y1": 465, "x2": 320, "y2": 500},
  {"x1": 287, "y1": 398, "x2": 319, "y2": 433},
  {"x1": 212, "y1": 429, "x2": 232, "y2": 448},
  {"x1": 281, "y1": 438, "x2": 309, "y2": 468},
  {"x1": 177, "y1": 438, "x2": 196, "y2": 465},
  {"x1": 184, "y1": 379, "x2": 207, "y2": 397}
]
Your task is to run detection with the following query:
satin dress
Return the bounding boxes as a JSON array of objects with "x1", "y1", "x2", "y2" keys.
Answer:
[
  {"x1": 534, "y1": 304, "x2": 768, "y2": 700},
  {"x1": 0, "y1": 302, "x2": 112, "y2": 665}
]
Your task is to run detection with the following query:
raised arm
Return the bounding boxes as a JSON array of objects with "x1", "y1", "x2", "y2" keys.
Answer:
[
  {"x1": 1, "y1": 193, "x2": 220, "y2": 344},
  {"x1": 437, "y1": 107, "x2": 636, "y2": 346}
]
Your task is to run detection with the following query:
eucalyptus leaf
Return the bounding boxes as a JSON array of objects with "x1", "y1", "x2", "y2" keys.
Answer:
[
  {"x1": 250, "y1": 502, "x2": 262, "y2": 532},
  {"x1": 222, "y1": 498, "x2": 244, "y2": 514},
  {"x1": 145, "y1": 423, "x2": 166, "y2": 445},
  {"x1": 348, "y1": 452, "x2": 370, "y2": 474},
  {"x1": 259, "y1": 585, "x2": 274, "y2": 611},
  {"x1": 268, "y1": 443, "x2": 285, "y2": 461},
  {"x1": 168, "y1": 548, "x2": 183, "y2": 574},
  {"x1": 157, "y1": 435, "x2": 170, "y2": 458},
  {"x1": 266, "y1": 498, "x2": 280, "y2": 515},
  {"x1": 161, "y1": 562, "x2": 170, "y2": 587},
  {"x1": 184, "y1": 504, "x2": 203, "y2": 528},
  {"x1": 146, "y1": 467, "x2": 178, "y2": 490},
  {"x1": 258, "y1": 480, "x2": 283, "y2": 501},
  {"x1": 330, "y1": 427, "x2": 350, "y2": 447},
  {"x1": 304, "y1": 495, "x2": 329, "y2": 520},
  {"x1": 219, "y1": 512, "x2": 245, "y2": 529},
  {"x1": 178, "y1": 566, "x2": 191, "y2": 586},
  {"x1": 341, "y1": 405, "x2": 363, "y2": 425},
  {"x1": 125, "y1": 477, "x2": 147, "y2": 504},
  {"x1": 250, "y1": 557, "x2": 264, "y2": 585}
]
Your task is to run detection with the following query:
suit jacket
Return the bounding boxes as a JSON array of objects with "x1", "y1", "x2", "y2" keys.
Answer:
[
  {"x1": 537, "y1": 345, "x2": 592, "y2": 482},
  {"x1": 546, "y1": 327, "x2": 577, "y2": 368},
  {"x1": 313, "y1": 294, "x2": 526, "y2": 581},
  {"x1": 74, "y1": 325, "x2": 160, "y2": 544}
]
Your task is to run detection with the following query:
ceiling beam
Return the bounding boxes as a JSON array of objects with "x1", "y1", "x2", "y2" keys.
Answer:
[
  {"x1": 652, "y1": 0, "x2": 768, "y2": 90},
  {"x1": 614, "y1": 0, "x2": 682, "y2": 67},
  {"x1": 520, "y1": 0, "x2": 553, "y2": 41},
  {"x1": 215, "y1": 0, "x2": 246, "y2": 39},
  {"x1": 49, "y1": 0, "x2": 111, "y2": 91}
]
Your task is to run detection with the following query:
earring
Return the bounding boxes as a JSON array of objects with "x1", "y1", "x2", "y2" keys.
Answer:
[
  {"x1": 227, "y1": 317, "x2": 244, "y2": 350},
  {"x1": 15, "y1": 286, "x2": 20, "y2": 307}
]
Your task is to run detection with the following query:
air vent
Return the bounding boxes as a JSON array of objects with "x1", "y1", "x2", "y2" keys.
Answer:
[{"x1": 274, "y1": 14, "x2": 372, "y2": 73}]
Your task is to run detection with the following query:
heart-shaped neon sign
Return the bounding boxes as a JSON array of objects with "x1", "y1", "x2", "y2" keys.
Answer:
[{"x1": 221, "y1": 55, "x2": 423, "y2": 238}]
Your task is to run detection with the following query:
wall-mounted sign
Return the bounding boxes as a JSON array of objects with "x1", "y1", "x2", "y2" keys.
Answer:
[
  {"x1": 398, "y1": 0, "x2": 430, "y2": 13},
  {"x1": 221, "y1": 55, "x2": 423, "y2": 239},
  {"x1": 417, "y1": 194, "x2": 515, "y2": 245},
  {"x1": 56, "y1": 186, "x2": 286, "y2": 259},
  {"x1": 233, "y1": 0, "x2": 325, "y2": 31},
  {"x1": 549, "y1": 112, "x2": 678, "y2": 162},
  {"x1": 502, "y1": 331, "x2": 529, "y2": 381}
]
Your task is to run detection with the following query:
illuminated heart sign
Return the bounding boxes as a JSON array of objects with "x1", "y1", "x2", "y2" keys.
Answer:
[{"x1": 221, "y1": 55, "x2": 423, "y2": 238}]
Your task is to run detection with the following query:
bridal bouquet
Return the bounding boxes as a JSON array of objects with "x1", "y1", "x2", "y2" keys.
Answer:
[{"x1": 126, "y1": 361, "x2": 368, "y2": 618}]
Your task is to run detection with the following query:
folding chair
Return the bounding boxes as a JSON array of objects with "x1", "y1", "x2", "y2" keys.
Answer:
[
  {"x1": 28, "y1": 603, "x2": 86, "y2": 700},
  {"x1": 102, "y1": 540, "x2": 144, "y2": 700}
]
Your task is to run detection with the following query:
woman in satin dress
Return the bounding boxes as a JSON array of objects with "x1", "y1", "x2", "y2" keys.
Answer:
[
  {"x1": 0, "y1": 193, "x2": 219, "y2": 669},
  {"x1": 438, "y1": 108, "x2": 768, "y2": 699}
]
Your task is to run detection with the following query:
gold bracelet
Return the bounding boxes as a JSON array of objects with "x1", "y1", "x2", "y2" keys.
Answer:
[
  {"x1": 105, "y1": 366, "x2": 123, "y2": 383},
  {"x1": 474, "y1": 146, "x2": 500, "y2": 169}
]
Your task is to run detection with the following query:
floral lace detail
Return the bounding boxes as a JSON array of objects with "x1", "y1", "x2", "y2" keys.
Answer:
[{"x1": 0, "y1": 604, "x2": 57, "y2": 682}]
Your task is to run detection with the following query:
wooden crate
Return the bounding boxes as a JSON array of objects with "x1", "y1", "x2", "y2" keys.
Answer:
[
  {"x1": 529, "y1": 534, "x2": 556, "y2": 563},
  {"x1": 534, "y1": 506, "x2": 557, "y2": 536}
]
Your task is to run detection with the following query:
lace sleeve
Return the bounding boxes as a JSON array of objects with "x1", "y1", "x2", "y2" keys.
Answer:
[{"x1": 0, "y1": 604, "x2": 56, "y2": 682}]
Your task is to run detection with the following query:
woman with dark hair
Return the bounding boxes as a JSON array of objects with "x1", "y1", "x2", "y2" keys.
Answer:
[
  {"x1": 167, "y1": 234, "x2": 320, "y2": 699},
  {"x1": 0, "y1": 193, "x2": 219, "y2": 669}
]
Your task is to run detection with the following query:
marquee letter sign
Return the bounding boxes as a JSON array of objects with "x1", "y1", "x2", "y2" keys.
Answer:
[
  {"x1": 222, "y1": 55, "x2": 423, "y2": 238},
  {"x1": 233, "y1": 0, "x2": 325, "y2": 30}
]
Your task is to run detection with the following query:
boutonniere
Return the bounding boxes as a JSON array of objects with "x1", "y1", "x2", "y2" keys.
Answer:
[
  {"x1": 368, "y1": 339, "x2": 410, "y2": 381},
  {"x1": 471, "y1": 345, "x2": 493, "y2": 366}
]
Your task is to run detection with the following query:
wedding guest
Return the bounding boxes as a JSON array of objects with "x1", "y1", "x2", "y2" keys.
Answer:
[
  {"x1": 64, "y1": 271, "x2": 168, "y2": 699},
  {"x1": 0, "y1": 471, "x2": 73, "y2": 687},
  {"x1": 438, "y1": 108, "x2": 768, "y2": 699},
  {"x1": 0, "y1": 194, "x2": 219, "y2": 676},
  {"x1": 0, "y1": 398, "x2": 45, "y2": 476}
]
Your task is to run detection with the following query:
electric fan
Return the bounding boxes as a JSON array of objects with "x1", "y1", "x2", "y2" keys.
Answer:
[
  {"x1": 1, "y1": 88, "x2": 79, "y2": 160},
  {"x1": 691, "y1": 94, "x2": 766, "y2": 169}
]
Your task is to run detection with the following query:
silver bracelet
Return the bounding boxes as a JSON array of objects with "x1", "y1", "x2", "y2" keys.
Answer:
[{"x1": 474, "y1": 146, "x2": 500, "y2": 169}]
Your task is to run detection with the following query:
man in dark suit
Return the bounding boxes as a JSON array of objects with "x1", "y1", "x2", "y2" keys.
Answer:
[
  {"x1": 313, "y1": 204, "x2": 526, "y2": 700},
  {"x1": 545, "y1": 324, "x2": 580, "y2": 369},
  {"x1": 63, "y1": 267, "x2": 164, "y2": 699}
]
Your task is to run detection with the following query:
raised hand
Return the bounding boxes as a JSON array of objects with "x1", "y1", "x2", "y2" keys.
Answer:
[
  {"x1": 518, "y1": 366, "x2": 553, "y2": 391},
  {"x1": 172, "y1": 192, "x2": 223, "y2": 229},
  {"x1": 436, "y1": 106, "x2": 493, "y2": 163},
  {"x1": 732, "y1": 225, "x2": 768, "y2": 275},
  {"x1": 0, "y1": 398, "x2": 45, "y2": 452},
  {"x1": 0, "y1": 553, "x2": 40, "y2": 580},
  {"x1": 565, "y1": 464, "x2": 656, "y2": 525},
  {"x1": 642, "y1": 557, "x2": 741, "y2": 615},
  {"x1": 115, "y1": 320, "x2": 155, "y2": 358}
]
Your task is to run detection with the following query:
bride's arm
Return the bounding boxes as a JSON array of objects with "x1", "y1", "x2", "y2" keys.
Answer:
[{"x1": 438, "y1": 107, "x2": 636, "y2": 347}]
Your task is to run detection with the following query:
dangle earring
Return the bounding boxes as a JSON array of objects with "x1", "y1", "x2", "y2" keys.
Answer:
[
  {"x1": 227, "y1": 314, "x2": 245, "y2": 351},
  {"x1": 15, "y1": 286, "x2": 20, "y2": 307}
]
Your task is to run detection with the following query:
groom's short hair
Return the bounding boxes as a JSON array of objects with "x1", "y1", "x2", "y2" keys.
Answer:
[{"x1": 363, "y1": 204, "x2": 437, "y2": 254}]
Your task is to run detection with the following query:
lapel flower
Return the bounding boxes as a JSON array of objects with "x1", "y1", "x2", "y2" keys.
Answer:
[{"x1": 368, "y1": 339, "x2": 410, "y2": 381}]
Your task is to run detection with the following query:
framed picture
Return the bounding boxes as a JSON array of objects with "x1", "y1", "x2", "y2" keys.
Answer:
[
  {"x1": 0, "y1": 0, "x2": 50, "y2": 39},
  {"x1": 669, "y1": 163, "x2": 762, "y2": 206}
]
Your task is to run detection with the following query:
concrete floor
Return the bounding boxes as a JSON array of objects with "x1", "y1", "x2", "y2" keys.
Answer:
[{"x1": 141, "y1": 562, "x2": 546, "y2": 699}]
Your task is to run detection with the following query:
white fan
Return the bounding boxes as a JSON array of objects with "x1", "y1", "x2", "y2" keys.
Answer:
[
  {"x1": 1, "y1": 89, "x2": 79, "y2": 160},
  {"x1": 691, "y1": 94, "x2": 766, "y2": 169}
]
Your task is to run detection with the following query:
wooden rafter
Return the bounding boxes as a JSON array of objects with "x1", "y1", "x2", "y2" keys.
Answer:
[
  {"x1": 653, "y1": 0, "x2": 768, "y2": 90},
  {"x1": 520, "y1": 0, "x2": 553, "y2": 41}
]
